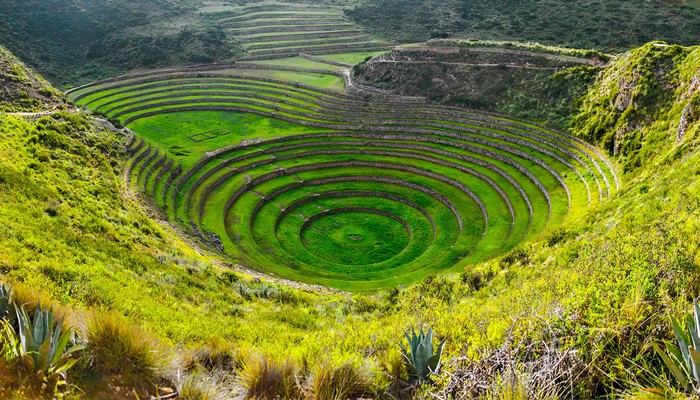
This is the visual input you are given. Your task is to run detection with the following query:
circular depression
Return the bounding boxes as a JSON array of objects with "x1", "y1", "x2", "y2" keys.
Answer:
[{"x1": 299, "y1": 208, "x2": 411, "y2": 266}]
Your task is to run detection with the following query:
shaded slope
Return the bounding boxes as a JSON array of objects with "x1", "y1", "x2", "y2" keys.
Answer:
[
  {"x1": 347, "y1": 0, "x2": 700, "y2": 51},
  {"x1": 0, "y1": 45, "x2": 69, "y2": 112},
  {"x1": 351, "y1": 41, "x2": 602, "y2": 129},
  {"x1": 0, "y1": 0, "x2": 235, "y2": 86}
]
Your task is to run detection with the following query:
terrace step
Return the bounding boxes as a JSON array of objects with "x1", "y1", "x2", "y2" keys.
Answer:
[
  {"x1": 71, "y1": 69, "x2": 619, "y2": 289},
  {"x1": 227, "y1": 23, "x2": 359, "y2": 36},
  {"x1": 245, "y1": 44, "x2": 395, "y2": 59},
  {"x1": 244, "y1": 35, "x2": 370, "y2": 51},
  {"x1": 235, "y1": 30, "x2": 368, "y2": 44},
  {"x1": 224, "y1": 18, "x2": 350, "y2": 29}
]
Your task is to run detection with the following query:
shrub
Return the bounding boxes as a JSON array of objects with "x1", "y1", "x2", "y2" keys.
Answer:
[
  {"x1": 419, "y1": 275, "x2": 455, "y2": 304},
  {"x1": 544, "y1": 228, "x2": 573, "y2": 247},
  {"x1": 306, "y1": 359, "x2": 372, "y2": 400},
  {"x1": 460, "y1": 269, "x2": 496, "y2": 292},
  {"x1": 16, "y1": 303, "x2": 81, "y2": 380},
  {"x1": 84, "y1": 312, "x2": 169, "y2": 390},
  {"x1": 499, "y1": 248, "x2": 531, "y2": 269},
  {"x1": 239, "y1": 354, "x2": 302, "y2": 399},
  {"x1": 184, "y1": 337, "x2": 235, "y2": 371}
]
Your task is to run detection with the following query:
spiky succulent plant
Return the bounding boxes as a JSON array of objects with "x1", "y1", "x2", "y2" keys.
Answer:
[
  {"x1": 15, "y1": 303, "x2": 81, "y2": 393},
  {"x1": 655, "y1": 299, "x2": 700, "y2": 393},
  {"x1": 400, "y1": 326, "x2": 445, "y2": 384},
  {"x1": 0, "y1": 284, "x2": 11, "y2": 320}
]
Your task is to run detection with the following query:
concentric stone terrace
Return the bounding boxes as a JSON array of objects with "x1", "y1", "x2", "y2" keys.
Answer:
[
  {"x1": 67, "y1": 66, "x2": 618, "y2": 290},
  {"x1": 215, "y1": 4, "x2": 392, "y2": 60}
]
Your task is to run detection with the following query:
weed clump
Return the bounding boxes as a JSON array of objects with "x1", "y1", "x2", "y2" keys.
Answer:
[
  {"x1": 84, "y1": 312, "x2": 170, "y2": 390},
  {"x1": 239, "y1": 355, "x2": 303, "y2": 400},
  {"x1": 306, "y1": 359, "x2": 372, "y2": 400}
]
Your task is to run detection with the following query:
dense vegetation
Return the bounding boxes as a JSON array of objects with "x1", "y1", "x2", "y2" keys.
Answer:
[
  {"x1": 347, "y1": 0, "x2": 700, "y2": 51},
  {"x1": 352, "y1": 41, "x2": 603, "y2": 129},
  {"x1": 0, "y1": 0, "x2": 235, "y2": 86}
]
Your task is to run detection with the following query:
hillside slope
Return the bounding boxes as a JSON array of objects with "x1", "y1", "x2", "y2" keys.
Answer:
[
  {"x1": 1, "y1": 43, "x2": 700, "y2": 397},
  {"x1": 0, "y1": 0, "x2": 235, "y2": 86},
  {"x1": 352, "y1": 40, "x2": 602, "y2": 129},
  {"x1": 573, "y1": 43, "x2": 700, "y2": 173},
  {"x1": 348, "y1": 0, "x2": 700, "y2": 51},
  {"x1": 0, "y1": 45, "x2": 69, "y2": 112}
]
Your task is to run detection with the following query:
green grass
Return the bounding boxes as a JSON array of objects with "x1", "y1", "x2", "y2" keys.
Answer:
[
  {"x1": 235, "y1": 29, "x2": 363, "y2": 40},
  {"x1": 126, "y1": 112, "x2": 322, "y2": 169},
  {"x1": 315, "y1": 51, "x2": 389, "y2": 65},
  {"x1": 237, "y1": 57, "x2": 346, "y2": 71},
  {"x1": 69, "y1": 67, "x2": 615, "y2": 290}
]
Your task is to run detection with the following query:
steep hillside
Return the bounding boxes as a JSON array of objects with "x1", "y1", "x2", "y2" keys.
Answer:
[
  {"x1": 2, "y1": 39, "x2": 700, "y2": 398},
  {"x1": 573, "y1": 42, "x2": 700, "y2": 173},
  {"x1": 0, "y1": 45, "x2": 69, "y2": 112},
  {"x1": 347, "y1": 0, "x2": 700, "y2": 51},
  {"x1": 352, "y1": 40, "x2": 603, "y2": 129},
  {"x1": 0, "y1": 0, "x2": 235, "y2": 86}
]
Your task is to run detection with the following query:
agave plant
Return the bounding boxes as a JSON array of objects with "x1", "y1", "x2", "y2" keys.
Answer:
[
  {"x1": 0, "y1": 284, "x2": 11, "y2": 320},
  {"x1": 15, "y1": 303, "x2": 81, "y2": 394},
  {"x1": 400, "y1": 326, "x2": 445, "y2": 384},
  {"x1": 654, "y1": 299, "x2": 700, "y2": 393}
]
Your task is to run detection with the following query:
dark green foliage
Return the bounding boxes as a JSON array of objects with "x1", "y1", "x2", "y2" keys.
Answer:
[
  {"x1": 460, "y1": 269, "x2": 494, "y2": 292},
  {"x1": 348, "y1": 0, "x2": 700, "y2": 52},
  {"x1": 0, "y1": 285, "x2": 9, "y2": 320},
  {"x1": 499, "y1": 248, "x2": 530, "y2": 269},
  {"x1": 545, "y1": 228, "x2": 573, "y2": 247},
  {"x1": 353, "y1": 47, "x2": 599, "y2": 129},
  {"x1": 419, "y1": 275, "x2": 455, "y2": 304},
  {"x1": 0, "y1": 0, "x2": 236, "y2": 86}
]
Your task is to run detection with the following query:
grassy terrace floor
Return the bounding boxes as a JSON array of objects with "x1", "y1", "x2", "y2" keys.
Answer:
[
  {"x1": 67, "y1": 62, "x2": 618, "y2": 291},
  {"x1": 214, "y1": 3, "x2": 393, "y2": 60}
]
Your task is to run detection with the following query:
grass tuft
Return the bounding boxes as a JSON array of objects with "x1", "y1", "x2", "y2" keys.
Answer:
[
  {"x1": 239, "y1": 354, "x2": 303, "y2": 399},
  {"x1": 84, "y1": 312, "x2": 171, "y2": 390},
  {"x1": 306, "y1": 359, "x2": 372, "y2": 400},
  {"x1": 178, "y1": 373, "x2": 231, "y2": 400},
  {"x1": 184, "y1": 336, "x2": 236, "y2": 371}
]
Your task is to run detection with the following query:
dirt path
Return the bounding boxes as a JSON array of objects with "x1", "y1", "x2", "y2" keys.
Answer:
[
  {"x1": 374, "y1": 59, "x2": 563, "y2": 71},
  {"x1": 6, "y1": 110, "x2": 58, "y2": 117},
  {"x1": 397, "y1": 46, "x2": 605, "y2": 66}
]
